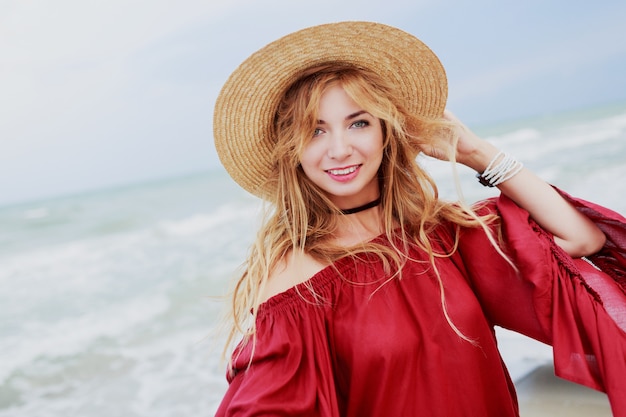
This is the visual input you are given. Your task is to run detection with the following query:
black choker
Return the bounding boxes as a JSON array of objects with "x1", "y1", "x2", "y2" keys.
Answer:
[{"x1": 340, "y1": 197, "x2": 381, "y2": 215}]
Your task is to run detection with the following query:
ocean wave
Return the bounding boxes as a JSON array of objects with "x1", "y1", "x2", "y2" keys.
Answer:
[
  {"x1": 1, "y1": 294, "x2": 170, "y2": 383},
  {"x1": 155, "y1": 204, "x2": 259, "y2": 238},
  {"x1": 2, "y1": 107, "x2": 625, "y2": 416}
]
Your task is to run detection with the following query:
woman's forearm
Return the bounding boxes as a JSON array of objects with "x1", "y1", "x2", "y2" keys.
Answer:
[{"x1": 460, "y1": 127, "x2": 606, "y2": 258}]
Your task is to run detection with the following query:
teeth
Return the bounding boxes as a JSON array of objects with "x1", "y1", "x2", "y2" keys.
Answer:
[{"x1": 328, "y1": 166, "x2": 357, "y2": 176}]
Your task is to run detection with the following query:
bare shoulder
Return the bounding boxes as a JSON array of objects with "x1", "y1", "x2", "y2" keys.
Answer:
[{"x1": 260, "y1": 250, "x2": 329, "y2": 304}]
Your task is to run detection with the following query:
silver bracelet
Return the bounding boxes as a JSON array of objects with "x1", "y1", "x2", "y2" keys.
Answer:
[{"x1": 476, "y1": 152, "x2": 524, "y2": 187}]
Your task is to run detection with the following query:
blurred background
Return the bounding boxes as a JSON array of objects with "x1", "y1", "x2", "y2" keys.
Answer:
[{"x1": 1, "y1": 0, "x2": 625, "y2": 415}]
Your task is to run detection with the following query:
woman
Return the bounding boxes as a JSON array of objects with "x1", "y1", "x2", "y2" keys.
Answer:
[{"x1": 212, "y1": 21, "x2": 626, "y2": 416}]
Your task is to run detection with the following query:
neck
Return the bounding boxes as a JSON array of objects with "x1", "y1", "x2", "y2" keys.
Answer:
[{"x1": 339, "y1": 197, "x2": 381, "y2": 215}]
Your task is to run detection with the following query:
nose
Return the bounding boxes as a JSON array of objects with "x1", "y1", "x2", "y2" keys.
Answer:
[{"x1": 327, "y1": 132, "x2": 353, "y2": 160}]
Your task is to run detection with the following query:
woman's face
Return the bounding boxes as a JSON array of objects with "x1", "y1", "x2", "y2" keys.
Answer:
[{"x1": 300, "y1": 84, "x2": 384, "y2": 209}]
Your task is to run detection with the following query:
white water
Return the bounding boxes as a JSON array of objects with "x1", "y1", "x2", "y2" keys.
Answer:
[{"x1": 1, "y1": 104, "x2": 625, "y2": 416}]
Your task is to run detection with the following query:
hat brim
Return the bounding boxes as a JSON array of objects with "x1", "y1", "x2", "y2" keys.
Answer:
[{"x1": 213, "y1": 21, "x2": 448, "y2": 199}]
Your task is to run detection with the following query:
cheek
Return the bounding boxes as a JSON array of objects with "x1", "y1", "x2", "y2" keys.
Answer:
[
  {"x1": 368, "y1": 133, "x2": 385, "y2": 157},
  {"x1": 300, "y1": 160, "x2": 314, "y2": 180},
  {"x1": 299, "y1": 142, "x2": 323, "y2": 171}
]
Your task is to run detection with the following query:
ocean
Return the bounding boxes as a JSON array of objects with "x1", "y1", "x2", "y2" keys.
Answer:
[{"x1": 2, "y1": 103, "x2": 626, "y2": 416}]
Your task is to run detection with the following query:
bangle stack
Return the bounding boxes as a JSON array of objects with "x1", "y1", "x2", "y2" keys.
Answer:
[{"x1": 476, "y1": 152, "x2": 524, "y2": 187}]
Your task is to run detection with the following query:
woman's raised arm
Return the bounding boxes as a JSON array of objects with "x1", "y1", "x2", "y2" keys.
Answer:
[{"x1": 440, "y1": 110, "x2": 606, "y2": 258}]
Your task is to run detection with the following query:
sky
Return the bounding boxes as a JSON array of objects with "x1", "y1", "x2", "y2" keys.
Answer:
[{"x1": 1, "y1": 0, "x2": 626, "y2": 207}]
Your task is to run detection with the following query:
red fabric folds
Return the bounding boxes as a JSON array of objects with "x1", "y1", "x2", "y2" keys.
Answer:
[
  {"x1": 460, "y1": 192, "x2": 626, "y2": 416},
  {"x1": 216, "y1": 193, "x2": 626, "y2": 417}
]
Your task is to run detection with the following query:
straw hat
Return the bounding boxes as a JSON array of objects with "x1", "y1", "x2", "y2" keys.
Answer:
[{"x1": 213, "y1": 21, "x2": 447, "y2": 199}]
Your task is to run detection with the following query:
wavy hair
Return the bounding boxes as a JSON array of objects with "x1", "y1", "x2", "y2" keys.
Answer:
[{"x1": 222, "y1": 64, "x2": 499, "y2": 367}]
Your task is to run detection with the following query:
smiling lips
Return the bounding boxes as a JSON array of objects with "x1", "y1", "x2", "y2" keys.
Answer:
[{"x1": 325, "y1": 165, "x2": 361, "y2": 182}]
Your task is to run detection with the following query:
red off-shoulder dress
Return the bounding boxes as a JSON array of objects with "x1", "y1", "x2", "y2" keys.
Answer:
[{"x1": 216, "y1": 193, "x2": 626, "y2": 417}]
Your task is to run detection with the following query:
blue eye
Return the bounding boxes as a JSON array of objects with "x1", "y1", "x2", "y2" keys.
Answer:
[
  {"x1": 313, "y1": 128, "x2": 323, "y2": 137},
  {"x1": 352, "y1": 120, "x2": 369, "y2": 128}
]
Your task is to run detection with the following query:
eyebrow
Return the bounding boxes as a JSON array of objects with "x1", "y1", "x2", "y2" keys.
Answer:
[{"x1": 317, "y1": 110, "x2": 369, "y2": 124}]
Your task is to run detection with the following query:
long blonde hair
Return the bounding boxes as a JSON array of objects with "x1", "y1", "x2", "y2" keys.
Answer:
[{"x1": 223, "y1": 64, "x2": 497, "y2": 365}]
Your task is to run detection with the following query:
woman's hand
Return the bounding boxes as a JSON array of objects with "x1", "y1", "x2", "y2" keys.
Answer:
[
  {"x1": 441, "y1": 110, "x2": 500, "y2": 172},
  {"x1": 434, "y1": 110, "x2": 606, "y2": 258},
  {"x1": 423, "y1": 110, "x2": 499, "y2": 173}
]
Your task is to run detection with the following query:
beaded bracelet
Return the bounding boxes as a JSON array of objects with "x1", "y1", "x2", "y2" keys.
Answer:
[{"x1": 476, "y1": 152, "x2": 524, "y2": 187}]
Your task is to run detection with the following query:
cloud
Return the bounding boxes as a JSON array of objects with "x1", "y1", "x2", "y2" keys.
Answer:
[
  {"x1": 1, "y1": 0, "x2": 625, "y2": 205},
  {"x1": 0, "y1": 0, "x2": 246, "y2": 203},
  {"x1": 0, "y1": 0, "x2": 240, "y2": 130},
  {"x1": 450, "y1": 4, "x2": 626, "y2": 104}
]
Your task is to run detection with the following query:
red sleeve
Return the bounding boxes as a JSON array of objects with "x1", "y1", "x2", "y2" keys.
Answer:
[
  {"x1": 215, "y1": 295, "x2": 339, "y2": 417},
  {"x1": 458, "y1": 191, "x2": 626, "y2": 417}
]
